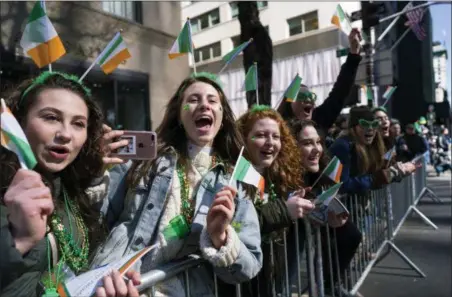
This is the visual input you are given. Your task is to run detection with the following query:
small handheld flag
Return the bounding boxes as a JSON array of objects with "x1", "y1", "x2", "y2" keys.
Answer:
[
  {"x1": 169, "y1": 19, "x2": 194, "y2": 60},
  {"x1": 79, "y1": 32, "x2": 131, "y2": 81},
  {"x1": 381, "y1": 86, "x2": 397, "y2": 107},
  {"x1": 331, "y1": 4, "x2": 352, "y2": 36},
  {"x1": 311, "y1": 156, "x2": 343, "y2": 188},
  {"x1": 384, "y1": 146, "x2": 396, "y2": 161},
  {"x1": 20, "y1": 0, "x2": 66, "y2": 68},
  {"x1": 314, "y1": 183, "x2": 343, "y2": 206},
  {"x1": 1, "y1": 99, "x2": 37, "y2": 169},
  {"x1": 244, "y1": 63, "x2": 259, "y2": 105},
  {"x1": 284, "y1": 74, "x2": 302, "y2": 103},
  {"x1": 219, "y1": 39, "x2": 253, "y2": 74},
  {"x1": 229, "y1": 147, "x2": 265, "y2": 199}
]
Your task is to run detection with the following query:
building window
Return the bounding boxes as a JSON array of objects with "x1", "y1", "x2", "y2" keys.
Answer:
[
  {"x1": 230, "y1": 1, "x2": 268, "y2": 19},
  {"x1": 287, "y1": 11, "x2": 319, "y2": 36},
  {"x1": 194, "y1": 42, "x2": 221, "y2": 63},
  {"x1": 191, "y1": 8, "x2": 220, "y2": 33},
  {"x1": 101, "y1": 1, "x2": 142, "y2": 23}
]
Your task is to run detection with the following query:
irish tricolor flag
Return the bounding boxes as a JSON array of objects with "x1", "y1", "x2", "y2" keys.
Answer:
[
  {"x1": 331, "y1": 4, "x2": 352, "y2": 36},
  {"x1": 323, "y1": 156, "x2": 343, "y2": 183},
  {"x1": 168, "y1": 19, "x2": 194, "y2": 59},
  {"x1": 1, "y1": 99, "x2": 37, "y2": 169},
  {"x1": 20, "y1": 0, "x2": 66, "y2": 68},
  {"x1": 284, "y1": 74, "x2": 302, "y2": 102},
  {"x1": 98, "y1": 32, "x2": 131, "y2": 74},
  {"x1": 383, "y1": 86, "x2": 397, "y2": 99},
  {"x1": 231, "y1": 154, "x2": 265, "y2": 198}
]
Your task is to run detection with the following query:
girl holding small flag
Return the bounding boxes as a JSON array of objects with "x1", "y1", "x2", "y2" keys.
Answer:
[
  {"x1": 0, "y1": 72, "x2": 139, "y2": 297},
  {"x1": 290, "y1": 119, "x2": 362, "y2": 296},
  {"x1": 89, "y1": 72, "x2": 262, "y2": 297},
  {"x1": 227, "y1": 105, "x2": 313, "y2": 297},
  {"x1": 278, "y1": 29, "x2": 363, "y2": 139},
  {"x1": 373, "y1": 107, "x2": 418, "y2": 179}
]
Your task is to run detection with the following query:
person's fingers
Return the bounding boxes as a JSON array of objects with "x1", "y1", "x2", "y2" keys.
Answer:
[
  {"x1": 95, "y1": 287, "x2": 107, "y2": 297},
  {"x1": 102, "y1": 124, "x2": 112, "y2": 134},
  {"x1": 102, "y1": 156, "x2": 126, "y2": 165},
  {"x1": 112, "y1": 271, "x2": 128, "y2": 297},
  {"x1": 127, "y1": 279, "x2": 139, "y2": 297},
  {"x1": 208, "y1": 205, "x2": 233, "y2": 219},
  {"x1": 221, "y1": 185, "x2": 237, "y2": 197},
  {"x1": 107, "y1": 139, "x2": 129, "y2": 153},
  {"x1": 103, "y1": 275, "x2": 116, "y2": 297},
  {"x1": 212, "y1": 196, "x2": 234, "y2": 211},
  {"x1": 125, "y1": 270, "x2": 141, "y2": 286}
]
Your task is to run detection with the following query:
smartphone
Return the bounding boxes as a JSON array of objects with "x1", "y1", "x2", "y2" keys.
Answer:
[{"x1": 111, "y1": 131, "x2": 157, "y2": 160}]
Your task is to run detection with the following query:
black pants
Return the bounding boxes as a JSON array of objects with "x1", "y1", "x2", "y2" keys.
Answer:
[{"x1": 320, "y1": 220, "x2": 362, "y2": 290}]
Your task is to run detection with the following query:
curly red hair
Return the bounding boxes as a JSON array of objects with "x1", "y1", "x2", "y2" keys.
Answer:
[{"x1": 236, "y1": 108, "x2": 304, "y2": 198}]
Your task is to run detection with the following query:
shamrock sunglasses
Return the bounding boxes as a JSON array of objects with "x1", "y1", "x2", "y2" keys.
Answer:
[{"x1": 358, "y1": 119, "x2": 380, "y2": 129}]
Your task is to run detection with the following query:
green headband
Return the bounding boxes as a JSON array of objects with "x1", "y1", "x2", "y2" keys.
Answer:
[
  {"x1": 372, "y1": 106, "x2": 387, "y2": 113},
  {"x1": 20, "y1": 71, "x2": 92, "y2": 104},
  {"x1": 250, "y1": 104, "x2": 272, "y2": 113}
]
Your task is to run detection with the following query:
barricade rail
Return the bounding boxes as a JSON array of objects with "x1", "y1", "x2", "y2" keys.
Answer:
[{"x1": 137, "y1": 157, "x2": 440, "y2": 297}]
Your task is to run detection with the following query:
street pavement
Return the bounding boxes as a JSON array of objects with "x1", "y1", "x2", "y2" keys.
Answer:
[{"x1": 360, "y1": 170, "x2": 451, "y2": 297}]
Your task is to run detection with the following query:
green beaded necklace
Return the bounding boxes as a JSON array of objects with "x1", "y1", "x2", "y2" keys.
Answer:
[
  {"x1": 254, "y1": 182, "x2": 277, "y2": 207},
  {"x1": 49, "y1": 186, "x2": 89, "y2": 274},
  {"x1": 176, "y1": 156, "x2": 217, "y2": 225}
]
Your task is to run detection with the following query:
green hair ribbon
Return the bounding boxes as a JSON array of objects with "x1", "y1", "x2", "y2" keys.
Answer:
[
  {"x1": 21, "y1": 71, "x2": 92, "y2": 103},
  {"x1": 250, "y1": 104, "x2": 272, "y2": 113}
]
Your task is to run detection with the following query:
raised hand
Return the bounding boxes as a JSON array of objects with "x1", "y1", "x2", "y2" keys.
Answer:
[
  {"x1": 285, "y1": 188, "x2": 315, "y2": 220},
  {"x1": 95, "y1": 270, "x2": 141, "y2": 297},
  {"x1": 101, "y1": 124, "x2": 129, "y2": 166},
  {"x1": 349, "y1": 28, "x2": 362, "y2": 54},
  {"x1": 4, "y1": 169, "x2": 54, "y2": 255},
  {"x1": 207, "y1": 186, "x2": 236, "y2": 249}
]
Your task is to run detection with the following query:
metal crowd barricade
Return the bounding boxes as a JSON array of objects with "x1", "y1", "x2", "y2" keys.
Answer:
[{"x1": 136, "y1": 160, "x2": 439, "y2": 297}]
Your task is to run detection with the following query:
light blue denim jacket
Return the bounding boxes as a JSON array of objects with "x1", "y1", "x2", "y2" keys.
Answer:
[{"x1": 90, "y1": 149, "x2": 263, "y2": 295}]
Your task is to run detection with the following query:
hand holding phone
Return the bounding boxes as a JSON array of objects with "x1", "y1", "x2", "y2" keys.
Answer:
[{"x1": 110, "y1": 131, "x2": 157, "y2": 160}]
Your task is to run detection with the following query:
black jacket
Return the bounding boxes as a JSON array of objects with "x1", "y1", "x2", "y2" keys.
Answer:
[
  {"x1": 403, "y1": 133, "x2": 428, "y2": 161},
  {"x1": 313, "y1": 53, "x2": 362, "y2": 136}
]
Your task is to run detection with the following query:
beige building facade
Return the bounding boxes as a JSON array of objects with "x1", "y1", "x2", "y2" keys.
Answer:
[{"x1": 0, "y1": 1, "x2": 190, "y2": 130}]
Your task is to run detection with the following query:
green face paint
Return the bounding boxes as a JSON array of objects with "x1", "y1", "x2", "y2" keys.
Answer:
[
  {"x1": 183, "y1": 104, "x2": 190, "y2": 111},
  {"x1": 251, "y1": 136, "x2": 256, "y2": 141}
]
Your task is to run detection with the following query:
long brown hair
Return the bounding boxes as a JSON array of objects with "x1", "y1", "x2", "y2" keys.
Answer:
[
  {"x1": 346, "y1": 128, "x2": 386, "y2": 174},
  {"x1": 128, "y1": 75, "x2": 245, "y2": 187},
  {"x1": 236, "y1": 108, "x2": 304, "y2": 198},
  {"x1": 0, "y1": 72, "x2": 105, "y2": 244}
]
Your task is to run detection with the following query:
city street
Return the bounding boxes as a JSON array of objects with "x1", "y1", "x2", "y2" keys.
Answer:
[{"x1": 361, "y1": 170, "x2": 451, "y2": 297}]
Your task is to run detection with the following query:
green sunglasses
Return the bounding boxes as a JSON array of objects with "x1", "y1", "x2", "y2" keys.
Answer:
[
  {"x1": 358, "y1": 119, "x2": 380, "y2": 129},
  {"x1": 296, "y1": 91, "x2": 317, "y2": 103}
]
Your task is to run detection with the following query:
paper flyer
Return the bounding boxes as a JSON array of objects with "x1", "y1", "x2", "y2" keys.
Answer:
[{"x1": 57, "y1": 244, "x2": 156, "y2": 297}]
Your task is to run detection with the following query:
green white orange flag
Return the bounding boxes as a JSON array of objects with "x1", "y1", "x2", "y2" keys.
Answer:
[
  {"x1": 331, "y1": 4, "x2": 352, "y2": 36},
  {"x1": 169, "y1": 19, "x2": 194, "y2": 59},
  {"x1": 323, "y1": 156, "x2": 343, "y2": 183},
  {"x1": 98, "y1": 32, "x2": 131, "y2": 74},
  {"x1": 362, "y1": 85, "x2": 373, "y2": 101},
  {"x1": 284, "y1": 74, "x2": 302, "y2": 102},
  {"x1": 384, "y1": 146, "x2": 396, "y2": 161},
  {"x1": 1, "y1": 99, "x2": 37, "y2": 169},
  {"x1": 230, "y1": 154, "x2": 265, "y2": 199},
  {"x1": 20, "y1": 0, "x2": 66, "y2": 68},
  {"x1": 383, "y1": 86, "x2": 397, "y2": 99}
]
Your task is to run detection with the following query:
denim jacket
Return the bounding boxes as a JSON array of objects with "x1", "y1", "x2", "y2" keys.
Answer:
[{"x1": 90, "y1": 149, "x2": 263, "y2": 296}]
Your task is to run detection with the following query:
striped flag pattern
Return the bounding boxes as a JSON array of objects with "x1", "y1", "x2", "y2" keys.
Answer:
[
  {"x1": 222, "y1": 39, "x2": 253, "y2": 65},
  {"x1": 19, "y1": 0, "x2": 66, "y2": 68},
  {"x1": 404, "y1": 3, "x2": 426, "y2": 41},
  {"x1": 168, "y1": 19, "x2": 194, "y2": 59},
  {"x1": 284, "y1": 74, "x2": 302, "y2": 102},
  {"x1": 384, "y1": 146, "x2": 396, "y2": 161},
  {"x1": 98, "y1": 32, "x2": 131, "y2": 74},
  {"x1": 331, "y1": 4, "x2": 352, "y2": 36},
  {"x1": 1, "y1": 99, "x2": 37, "y2": 169},
  {"x1": 231, "y1": 155, "x2": 265, "y2": 199},
  {"x1": 323, "y1": 156, "x2": 343, "y2": 183},
  {"x1": 244, "y1": 64, "x2": 258, "y2": 92}
]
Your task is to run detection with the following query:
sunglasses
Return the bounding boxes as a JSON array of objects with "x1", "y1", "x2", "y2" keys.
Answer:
[
  {"x1": 358, "y1": 119, "x2": 380, "y2": 129},
  {"x1": 296, "y1": 91, "x2": 317, "y2": 103}
]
